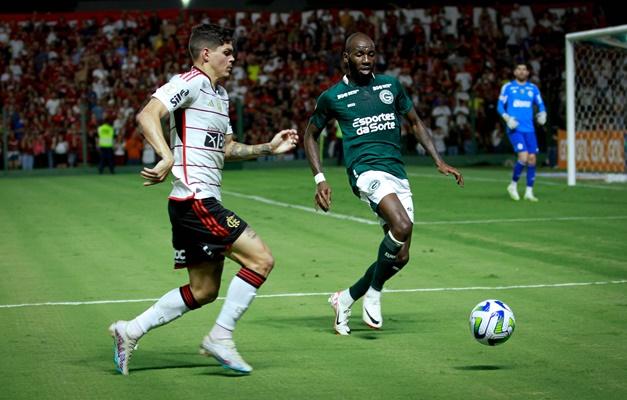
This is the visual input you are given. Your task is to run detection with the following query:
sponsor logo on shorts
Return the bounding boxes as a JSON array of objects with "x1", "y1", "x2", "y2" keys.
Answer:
[
  {"x1": 202, "y1": 245, "x2": 213, "y2": 257},
  {"x1": 226, "y1": 215, "x2": 241, "y2": 228},
  {"x1": 369, "y1": 180, "x2": 381, "y2": 192},
  {"x1": 174, "y1": 249, "x2": 186, "y2": 263},
  {"x1": 379, "y1": 89, "x2": 394, "y2": 105}
]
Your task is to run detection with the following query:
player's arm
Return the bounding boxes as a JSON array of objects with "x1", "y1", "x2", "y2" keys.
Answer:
[
  {"x1": 405, "y1": 108, "x2": 464, "y2": 186},
  {"x1": 498, "y1": 85, "x2": 518, "y2": 130},
  {"x1": 224, "y1": 129, "x2": 298, "y2": 161},
  {"x1": 534, "y1": 87, "x2": 547, "y2": 125},
  {"x1": 136, "y1": 98, "x2": 173, "y2": 186},
  {"x1": 304, "y1": 121, "x2": 332, "y2": 211}
]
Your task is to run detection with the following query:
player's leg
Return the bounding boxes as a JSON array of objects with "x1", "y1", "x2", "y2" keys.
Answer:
[
  {"x1": 507, "y1": 131, "x2": 528, "y2": 201},
  {"x1": 523, "y1": 132, "x2": 539, "y2": 201},
  {"x1": 109, "y1": 261, "x2": 221, "y2": 375},
  {"x1": 201, "y1": 227, "x2": 273, "y2": 373},
  {"x1": 359, "y1": 193, "x2": 412, "y2": 329}
]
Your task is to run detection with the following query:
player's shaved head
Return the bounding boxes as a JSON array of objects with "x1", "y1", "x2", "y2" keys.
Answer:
[{"x1": 344, "y1": 32, "x2": 374, "y2": 52}]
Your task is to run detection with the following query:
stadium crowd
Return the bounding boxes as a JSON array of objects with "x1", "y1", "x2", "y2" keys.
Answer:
[{"x1": 0, "y1": 3, "x2": 607, "y2": 169}]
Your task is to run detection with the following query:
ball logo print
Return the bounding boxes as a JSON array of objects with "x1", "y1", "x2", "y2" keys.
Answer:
[
  {"x1": 379, "y1": 89, "x2": 394, "y2": 105},
  {"x1": 469, "y1": 299, "x2": 516, "y2": 346}
]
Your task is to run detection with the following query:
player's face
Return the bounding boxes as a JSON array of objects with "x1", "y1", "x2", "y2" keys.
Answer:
[
  {"x1": 209, "y1": 42, "x2": 235, "y2": 80},
  {"x1": 513, "y1": 64, "x2": 529, "y2": 82},
  {"x1": 345, "y1": 39, "x2": 375, "y2": 79}
]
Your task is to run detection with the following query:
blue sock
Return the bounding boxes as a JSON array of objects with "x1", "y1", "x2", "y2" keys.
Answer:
[
  {"x1": 527, "y1": 164, "x2": 536, "y2": 187},
  {"x1": 512, "y1": 161, "x2": 525, "y2": 182}
]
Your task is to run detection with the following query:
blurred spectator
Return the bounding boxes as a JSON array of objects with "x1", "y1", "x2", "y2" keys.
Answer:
[
  {"x1": 53, "y1": 132, "x2": 69, "y2": 168},
  {"x1": 125, "y1": 131, "x2": 143, "y2": 165}
]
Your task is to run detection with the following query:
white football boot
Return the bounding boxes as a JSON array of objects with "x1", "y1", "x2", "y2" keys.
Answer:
[
  {"x1": 507, "y1": 182, "x2": 520, "y2": 201},
  {"x1": 108, "y1": 320, "x2": 138, "y2": 376},
  {"x1": 524, "y1": 187, "x2": 539, "y2": 202},
  {"x1": 362, "y1": 288, "x2": 383, "y2": 329},
  {"x1": 329, "y1": 291, "x2": 352, "y2": 335},
  {"x1": 199, "y1": 335, "x2": 252, "y2": 374}
]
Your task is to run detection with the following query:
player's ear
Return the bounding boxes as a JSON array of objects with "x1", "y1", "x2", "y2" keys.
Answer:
[{"x1": 201, "y1": 47, "x2": 211, "y2": 62}]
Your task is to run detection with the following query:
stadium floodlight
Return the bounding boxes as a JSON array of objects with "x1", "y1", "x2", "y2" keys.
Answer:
[
  {"x1": 181, "y1": 0, "x2": 191, "y2": 8},
  {"x1": 565, "y1": 25, "x2": 627, "y2": 185}
]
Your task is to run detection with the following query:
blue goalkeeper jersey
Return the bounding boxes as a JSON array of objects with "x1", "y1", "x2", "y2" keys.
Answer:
[{"x1": 497, "y1": 80, "x2": 546, "y2": 133}]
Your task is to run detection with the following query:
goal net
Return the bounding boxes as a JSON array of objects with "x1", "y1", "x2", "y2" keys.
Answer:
[{"x1": 564, "y1": 25, "x2": 627, "y2": 185}]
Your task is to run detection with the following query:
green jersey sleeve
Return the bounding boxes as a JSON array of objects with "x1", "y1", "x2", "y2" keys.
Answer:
[
  {"x1": 394, "y1": 78, "x2": 414, "y2": 115},
  {"x1": 309, "y1": 91, "x2": 332, "y2": 129}
]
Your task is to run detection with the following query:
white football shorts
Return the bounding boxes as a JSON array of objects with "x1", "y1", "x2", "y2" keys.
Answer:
[{"x1": 355, "y1": 170, "x2": 414, "y2": 225}]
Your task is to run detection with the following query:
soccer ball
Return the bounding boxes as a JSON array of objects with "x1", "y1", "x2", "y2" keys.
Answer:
[{"x1": 469, "y1": 299, "x2": 516, "y2": 346}]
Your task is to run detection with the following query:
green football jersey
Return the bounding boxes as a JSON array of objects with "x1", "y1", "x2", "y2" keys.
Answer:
[{"x1": 309, "y1": 74, "x2": 413, "y2": 189}]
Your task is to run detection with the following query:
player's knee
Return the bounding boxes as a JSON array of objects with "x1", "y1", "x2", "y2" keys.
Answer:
[
  {"x1": 396, "y1": 252, "x2": 410, "y2": 268},
  {"x1": 390, "y1": 220, "x2": 413, "y2": 243},
  {"x1": 528, "y1": 154, "x2": 537, "y2": 165},
  {"x1": 251, "y1": 251, "x2": 275, "y2": 276},
  {"x1": 190, "y1": 285, "x2": 219, "y2": 305}
]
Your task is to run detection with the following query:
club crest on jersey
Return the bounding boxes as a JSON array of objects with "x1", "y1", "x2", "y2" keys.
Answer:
[{"x1": 379, "y1": 89, "x2": 394, "y2": 105}]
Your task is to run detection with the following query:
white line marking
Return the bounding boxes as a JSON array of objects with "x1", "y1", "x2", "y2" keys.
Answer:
[
  {"x1": 407, "y1": 172, "x2": 627, "y2": 190},
  {"x1": 224, "y1": 190, "x2": 627, "y2": 226},
  {"x1": 413, "y1": 215, "x2": 627, "y2": 225},
  {"x1": 223, "y1": 190, "x2": 378, "y2": 225},
  {"x1": 1, "y1": 280, "x2": 625, "y2": 309}
]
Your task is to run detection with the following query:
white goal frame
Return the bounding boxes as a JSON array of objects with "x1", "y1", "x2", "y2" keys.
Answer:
[{"x1": 565, "y1": 24, "x2": 627, "y2": 186}]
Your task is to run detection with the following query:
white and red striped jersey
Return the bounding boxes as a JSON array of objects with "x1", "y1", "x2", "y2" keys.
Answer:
[{"x1": 152, "y1": 66, "x2": 232, "y2": 201}]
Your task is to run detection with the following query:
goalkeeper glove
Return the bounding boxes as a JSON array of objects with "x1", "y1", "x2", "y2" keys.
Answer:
[
  {"x1": 536, "y1": 111, "x2": 547, "y2": 125},
  {"x1": 502, "y1": 113, "x2": 519, "y2": 130}
]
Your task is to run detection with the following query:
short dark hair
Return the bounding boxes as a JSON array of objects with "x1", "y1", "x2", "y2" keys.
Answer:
[{"x1": 188, "y1": 23, "x2": 234, "y2": 60}]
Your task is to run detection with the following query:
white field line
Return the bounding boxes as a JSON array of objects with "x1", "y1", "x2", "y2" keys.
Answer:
[
  {"x1": 1, "y1": 280, "x2": 625, "y2": 309},
  {"x1": 223, "y1": 190, "x2": 627, "y2": 226},
  {"x1": 407, "y1": 172, "x2": 627, "y2": 190},
  {"x1": 223, "y1": 190, "x2": 379, "y2": 225}
]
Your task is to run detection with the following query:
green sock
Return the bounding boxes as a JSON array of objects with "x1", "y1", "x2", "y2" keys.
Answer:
[
  {"x1": 349, "y1": 262, "x2": 377, "y2": 300},
  {"x1": 371, "y1": 232, "x2": 403, "y2": 291}
]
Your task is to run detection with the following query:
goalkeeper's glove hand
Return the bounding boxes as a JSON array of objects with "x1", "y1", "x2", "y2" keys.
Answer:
[
  {"x1": 502, "y1": 113, "x2": 519, "y2": 130},
  {"x1": 536, "y1": 111, "x2": 547, "y2": 126}
]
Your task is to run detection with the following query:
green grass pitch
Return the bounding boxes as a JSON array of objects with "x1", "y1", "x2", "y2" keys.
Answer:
[{"x1": 1, "y1": 165, "x2": 626, "y2": 399}]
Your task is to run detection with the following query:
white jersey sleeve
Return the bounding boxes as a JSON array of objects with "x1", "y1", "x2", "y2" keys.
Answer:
[{"x1": 153, "y1": 74, "x2": 202, "y2": 112}]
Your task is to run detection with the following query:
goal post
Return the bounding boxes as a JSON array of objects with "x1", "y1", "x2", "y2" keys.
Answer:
[{"x1": 565, "y1": 25, "x2": 627, "y2": 185}]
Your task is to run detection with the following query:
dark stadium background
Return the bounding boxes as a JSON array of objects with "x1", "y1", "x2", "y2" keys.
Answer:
[{"x1": 3, "y1": 0, "x2": 625, "y2": 26}]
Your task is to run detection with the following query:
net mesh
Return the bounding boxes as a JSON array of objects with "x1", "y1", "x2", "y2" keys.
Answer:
[{"x1": 569, "y1": 37, "x2": 626, "y2": 172}]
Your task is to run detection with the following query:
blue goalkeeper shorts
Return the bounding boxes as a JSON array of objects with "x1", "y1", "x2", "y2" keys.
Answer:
[{"x1": 508, "y1": 130, "x2": 538, "y2": 154}]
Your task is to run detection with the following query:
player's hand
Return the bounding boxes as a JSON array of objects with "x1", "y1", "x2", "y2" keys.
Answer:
[
  {"x1": 436, "y1": 161, "x2": 464, "y2": 187},
  {"x1": 270, "y1": 129, "x2": 299, "y2": 154},
  {"x1": 315, "y1": 181, "x2": 332, "y2": 212},
  {"x1": 502, "y1": 114, "x2": 519, "y2": 130},
  {"x1": 536, "y1": 111, "x2": 547, "y2": 126},
  {"x1": 141, "y1": 157, "x2": 174, "y2": 186}
]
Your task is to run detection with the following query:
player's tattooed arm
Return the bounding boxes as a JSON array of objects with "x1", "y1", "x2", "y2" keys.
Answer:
[
  {"x1": 225, "y1": 140, "x2": 272, "y2": 160},
  {"x1": 224, "y1": 129, "x2": 298, "y2": 161}
]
